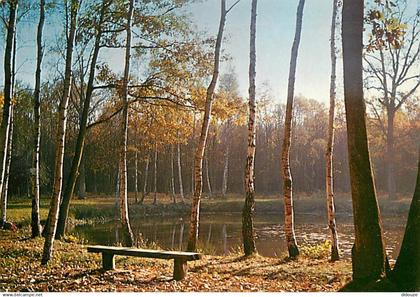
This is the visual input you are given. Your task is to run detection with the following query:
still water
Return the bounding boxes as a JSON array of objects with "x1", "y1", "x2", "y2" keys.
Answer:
[{"x1": 72, "y1": 213, "x2": 406, "y2": 259}]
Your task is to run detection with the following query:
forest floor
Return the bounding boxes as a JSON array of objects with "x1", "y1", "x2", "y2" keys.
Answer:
[{"x1": 0, "y1": 228, "x2": 353, "y2": 292}]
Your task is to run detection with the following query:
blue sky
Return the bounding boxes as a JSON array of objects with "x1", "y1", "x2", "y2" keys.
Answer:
[{"x1": 1, "y1": 0, "x2": 418, "y2": 104}]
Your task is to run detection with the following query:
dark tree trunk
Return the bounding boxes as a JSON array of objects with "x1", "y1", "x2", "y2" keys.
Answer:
[
  {"x1": 342, "y1": 0, "x2": 388, "y2": 283},
  {"x1": 281, "y1": 0, "x2": 305, "y2": 258},
  {"x1": 242, "y1": 0, "x2": 258, "y2": 257},
  {"x1": 55, "y1": 0, "x2": 109, "y2": 239},
  {"x1": 77, "y1": 157, "x2": 86, "y2": 199},
  {"x1": 391, "y1": 149, "x2": 419, "y2": 291},
  {"x1": 31, "y1": 0, "x2": 45, "y2": 238}
]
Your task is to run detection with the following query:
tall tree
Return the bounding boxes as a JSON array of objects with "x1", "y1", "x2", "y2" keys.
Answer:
[
  {"x1": 41, "y1": 0, "x2": 79, "y2": 265},
  {"x1": 177, "y1": 141, "x2": 184, "y2": 202},
  {"x1": 0, "y1": 0, "x2": 17, "y2": 228},
  {"x1": 187, "y1": 0, "x2": 237, "y2": 252},
  {"x1": 342, "y1": 0, "x2": 388, "y2": 283},
  {"x1": 118, "y1": 0, "x2": 135, "y2": 246},
  {"x1": 280, "y1": 0, "x2": 305, "y2": 258},
  {"x1": 364, "y1": 2, "x2": 420, "y2": 200},
  {"x1": 325, "y1": 0, "x2": 340, "y2": 261},
  {"x1": 55, "y1": 0, "x2": 109, "y2": 239},
  {"x1": 242, "y1": 0, "x2": 258, "y2": 257},
  {"x1": 30, "y1": 0, "x2": 45, "y2": 238}
]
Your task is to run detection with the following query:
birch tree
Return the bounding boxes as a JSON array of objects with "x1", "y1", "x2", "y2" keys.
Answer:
[
  {"x1": 41, "y1": 0, "x2": 79, "y2": 265},
  {"x1": 117, "y1": 0, "x2": 135, "y2": 246},
  {"x1": 187, "y1": 0, "x2": 240, "y2": 252},
  {"x1": 30, "y1": 0, "x2": 45, "y2": 238},
  {"x1": 325, "y1": 0, "x2": 340, "y2": 261},
  {"x1": 242, "y1": 0, "x2": 257, "y2": 257},
  {"x1": 0, "y1": 0, "x2": 17, "y2": 229},
  {"x1": 280, "y1": 0, "x2": 305, "y2": 258}
]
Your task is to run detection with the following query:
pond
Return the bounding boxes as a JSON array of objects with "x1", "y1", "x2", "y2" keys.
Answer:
[{"x1": 72, "y1": 212, "x2": 407, "y2": 260}]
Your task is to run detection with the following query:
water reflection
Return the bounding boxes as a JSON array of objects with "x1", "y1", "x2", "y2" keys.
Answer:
[{"x1": 72, "y1": 213, "x2": 406, "y2": 259}]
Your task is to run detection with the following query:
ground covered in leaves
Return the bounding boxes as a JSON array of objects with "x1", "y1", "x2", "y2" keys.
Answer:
[{"x1": 0, "y1": 228, "x2": 352, "y2": 292}]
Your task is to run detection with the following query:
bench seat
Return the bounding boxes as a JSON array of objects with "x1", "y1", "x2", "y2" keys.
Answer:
[{"x1": 87, "y1": 245, "x2": 202, "y2": 280}]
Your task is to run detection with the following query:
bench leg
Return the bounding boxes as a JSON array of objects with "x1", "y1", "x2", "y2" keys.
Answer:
[
  {"x1": 173, "y1": 259, "x2": 187, "y2": 281},
  {"x1": 102, "y1": 253, "x2": 115, "y2": 270}
]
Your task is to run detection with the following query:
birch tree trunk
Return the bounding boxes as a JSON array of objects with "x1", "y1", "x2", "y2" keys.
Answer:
[
  {"x1": 153, "y1": 145, "x2": 158, "y2": 205},
  {"x1": 41, "y1": 0, "x2": 78, "y2": 265},
  {"x1": 222, "y1": 144, "x2": 229, "y2": 197},
  {"x1": 118, "y1": 0, "x2": 135, "y2": 247},
  {"x1": 325, "y1": 0, "x2": 340, "y2": 262},
  {"x1": 134, "y1": 150, "x2": 138, "y2": 203},
  {"x1": 2, "y1": 105, "x2": 14, "y2": 216},
  {"x1": 187, "y1": 0, "x2": 227, "y2": 252},
  {"x1": 386, "y1": 108, "x2": 396, "y2": 200},
  {"x1": 56, "y1": 0, "x2": 108, "y2": 239},
  {"x1": 242, "y1": 0, "x2": 258, "y2": 257},
  {"x1": 141, "y1": 154, "x2": 150, "y2": 204},
  {"x1": 342, "y1": 0, "x2": 388, "y2": 282},
  {"x1": 281, "y1": 0, "x2": 305, "y2": 258},
  {"x1": 31, "y1": 0, "x2": 45, "y2": 238},
  {"x1": 170, "y1": 145, "x2": 176, "y2": 203},
  {"x1": 0, "y1": 0, "x2": 17, "y2": 228},
  {"x1": 205, "y1": 154, "x2": 212, "y2": 197},
  {"x1": 177, "y1": 142, "x2": 184, "y2": 202}
]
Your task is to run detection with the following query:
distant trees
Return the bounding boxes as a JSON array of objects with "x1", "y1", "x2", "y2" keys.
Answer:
[
  {"x1": 281, "y1": 0, "x2": 305, "y2": 258},
  {"x1": 242, "y1": 0, "x2": 257, "y2": 257},
  {"x1": 342, "y1": 0, "x2": 388, "y2": 284},
  {"x1": 364, "y1": 0, "x2": 420, "y2": 200}
]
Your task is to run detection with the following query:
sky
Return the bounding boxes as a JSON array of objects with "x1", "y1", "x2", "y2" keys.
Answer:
[{"x1": 0, "y1": 0, "x2": 418, "y2": 105}]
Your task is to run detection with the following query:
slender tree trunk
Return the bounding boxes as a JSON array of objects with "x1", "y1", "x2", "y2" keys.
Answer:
[
  {"x1": 242, "y1": 0, "x2": 258, "y2": 257},
  {"x1": 56, "y1": 0, "x2": 108, "y2": 239},
  {"x1": 222, "y1": 144, "x2": 229, "y2": 197},
  {"x1": 2, "y1": 105, "x2": 14, "y2": 214},
  {"x1": 391, "y1": 149, "x2": 419, "y2": 291},
  {"x1": 170, "y1": 145, "x2": 176, "y2": 204},
  {"x1": 187, "y1": 0, "x2": 227, "y2": 252},
  {"x1": 153, "y1": 145, "x2": 158, "y2": 205},
  {"x1": 134, "y1": 150, "x2": 138, "y2": 203},
  {"x1": 342, "y1": 0, "x2": 387, "y2": 282},
  {"x1": 205, "y1": 154, "x2": 212, "y2": 197},
  {"x1": 325, "y1": 0, "x2": 340, "y2": 262},
  {"x1": 31, "y1": 0, "x2": 45, "y2": 238},
  {"x1": 0, "y1": 0, "x2": 17, "y2": 228},
  {"x1": 41, "y1": 0, "x2": 78, "y2": 265},
  {"x1": 141, "y1": 155, "x2": 149, "y2": 204},
  {"x1": 177, "y1": 142, "x2": 184, "y2": 202},
  {"x1": 281, "y1": 0, "x2": 305, "y2": 258},
  {"x1": 386, "y1": 108, "x2": 397, "y2": 200},
  {"x1": 118, "y1": 0, "x2": 135, "y2": 247},
  {"x1": 77, "y1": 157, "x2": 86, "y2": 199}
]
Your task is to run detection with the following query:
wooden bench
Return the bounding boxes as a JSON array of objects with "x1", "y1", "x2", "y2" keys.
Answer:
[{"x1": 87, "y1": 245, "x2": 202, "y2": 280}]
